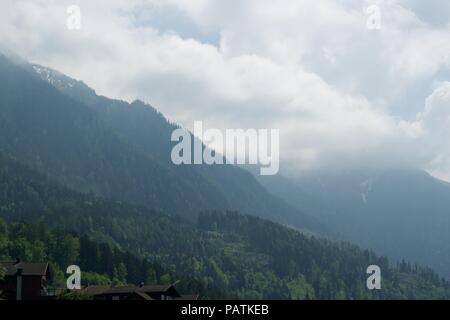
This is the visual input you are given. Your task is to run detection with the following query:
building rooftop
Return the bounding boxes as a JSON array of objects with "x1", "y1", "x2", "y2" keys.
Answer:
[{"x1": 0, "y1": 261, "x2": 49, "y2": 276}]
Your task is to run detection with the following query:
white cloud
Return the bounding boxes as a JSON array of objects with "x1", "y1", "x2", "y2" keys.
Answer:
[
  {"x1": 413, "y1": 82, "x2": 450, "y2": 181},
  {"x1": 0, "y1": 0, "x2": 450, "y2": 179}
]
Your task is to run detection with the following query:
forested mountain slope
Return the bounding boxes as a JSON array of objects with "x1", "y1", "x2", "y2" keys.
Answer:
[
  {"x1": 0, "y1": 152, "x2": 448, "y2": 299},
  {"x1": 0, "y1": 54, "x2": 320, "y2": 232},
  {"x1": 257, "y1": 169, "x2": 450, "y2": 278}
]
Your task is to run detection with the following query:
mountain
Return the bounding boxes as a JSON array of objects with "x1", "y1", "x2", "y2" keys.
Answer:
[
  {"x1": 257, "y1": 168, "x2": 450, "y2": 278},
  {"x1": 0, "y1": 151, "x2": 448, "y2": 299},
  {"x1": 1, "y1": 53, "x2": 449, "y2": 299},
  {"x1": 0, "y1": 54, "x2": 321, "y2": 232}
]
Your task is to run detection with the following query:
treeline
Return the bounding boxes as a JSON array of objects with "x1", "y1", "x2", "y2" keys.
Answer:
[
  {"x1": 198, "y1": 211, "x2": 449, "y2": 299},
  {"x1": 0, "y1": 152, "x2": 449, "y2": 299}
]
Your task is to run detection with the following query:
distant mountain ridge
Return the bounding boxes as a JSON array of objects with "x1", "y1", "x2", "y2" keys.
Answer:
[
  {"x1": 257, "y1": 168, "x2": 450, "y2": 278},
  {"x1": 0, "y1": 54, "x2": 322, "y2": 232}
]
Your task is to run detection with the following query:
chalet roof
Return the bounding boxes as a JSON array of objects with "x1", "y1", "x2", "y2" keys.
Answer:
[
  {"x1": 104, "y1": 286, "x2": 139, "y2": 294},
  {"x1": 81, "y1": 286, "x2": 154, "y2": 300},
  {"x1": 82, "y1": 284, "x2": 180, "y2": 297},
  {"x1": 141, "y1": 285, "x2": 181, "y2": 297},
  {"x1": 0, "y1": 261, "x2": 49, "y2": 276},
  {"x1": 81, "y1": 285, "x2": 111, "y2": 295},
  {"x1": 134, "y1": 291, "x2": 153, "y2": 300},
  {"x1": 139, "y1": 285, "x2": 173, "y2": 292},
  {"x1": 176, "y1": 294, "x2": 200, "y2": 300}
]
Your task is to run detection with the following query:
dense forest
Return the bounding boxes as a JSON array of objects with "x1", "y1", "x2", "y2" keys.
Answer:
[
  {"x1": 0, "y1": 218, "x2": 220, "y2": 299},
  {"x1": 257, "y1": 168, "x2": 450, "y2": 279},
  {"x1": 0, "y1": 151, "x2": 449, "y2": 299}
]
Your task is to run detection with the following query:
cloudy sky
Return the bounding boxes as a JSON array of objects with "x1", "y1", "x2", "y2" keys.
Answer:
[{"x1": 1, "y1": 0, "x2": 450, "y2": 180}]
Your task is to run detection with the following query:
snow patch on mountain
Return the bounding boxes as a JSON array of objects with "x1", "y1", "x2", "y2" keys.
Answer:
[
  {"x1": 359, "y1": 178, "x2": 374, "y2": 205},
  {"x1": 32, "y1": 65, "x2": 76, "y2": 90}
]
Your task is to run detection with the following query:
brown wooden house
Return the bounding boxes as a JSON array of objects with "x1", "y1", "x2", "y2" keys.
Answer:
[{"x1": 0, "y1": 260, "x2": 50, "y2": 300}]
